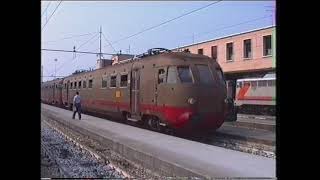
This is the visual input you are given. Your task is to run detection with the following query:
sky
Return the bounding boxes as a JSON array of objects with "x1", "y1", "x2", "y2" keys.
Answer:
[{"x1": 41, "y1": 1, "x2": 275, "y2": 82}]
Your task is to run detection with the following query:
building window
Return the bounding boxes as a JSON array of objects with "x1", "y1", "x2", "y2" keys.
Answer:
[
  {"x1": 211, "y1": 46, "x2": 217, "y2": 60},
  {"x1": 88, "y1": 79, "x2": 93, "y2": 88},
  {"x1": 226, "y1": 43, "x2": 233, "y2": 61},
  {"x1": 243, "y1": 39, "x2": 252, "y2": 59},
  {"x1": 74, "y1": 82, "x2": 77, "y2": 89},
  {"x1": 198, "y1": 48, "x2": 203, "y2": 55},
  {"x1": 120, "y1": 74, "x2": 128, "y2": 87},
  {"x1": 64, "y1": 83, "x2": 67, "y2": 89},
  {"x1": 70, "y1": 82, "x2": 73, "y2": 89},
  {"x1": 263, "y1": 35, "x2": 272, "y2": 56},
  {"x1": 101, "y1": 76, "x2": 107, "y2": 88},
  {"x1": 158, "y1": 69, "x2": 166, "y2": 84},
  {"x1": 78, "y1": 81, "x2": 82, "y2": 89},
  {"x1": 110, "y1": 76, "x2": 117, "y2": 87}
]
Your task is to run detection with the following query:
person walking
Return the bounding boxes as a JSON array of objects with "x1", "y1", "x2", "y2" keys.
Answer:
[{"x1": 72, "y1": 91, "x2": 81, "y2": 120}]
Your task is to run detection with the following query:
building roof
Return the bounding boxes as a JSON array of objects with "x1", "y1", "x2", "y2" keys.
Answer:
[{"x1": 172, "y1": 26, "x2": 276, "y2": 50}]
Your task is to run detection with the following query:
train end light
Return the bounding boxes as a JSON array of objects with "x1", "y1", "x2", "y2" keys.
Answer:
[{"x1": 188, "y1": 97, "x2": 196, "y2": 105}]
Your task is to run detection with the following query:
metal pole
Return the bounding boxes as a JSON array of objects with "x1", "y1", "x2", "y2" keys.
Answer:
[{"x1": 99, "y1": 26, "x2": 102, "y2": 60}]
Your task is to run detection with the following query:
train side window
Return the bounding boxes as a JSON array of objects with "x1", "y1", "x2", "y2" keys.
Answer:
[
  {"x1": 83, "y1": 80, "x2": 87, "y2": 88},
  {"x1": 166, "y1": 66, "x2": 177, "y2": 84},
  {"x1": 88, "y1": 79, "x2": 93, "y2": 88},
  {"x1": 251, "y1": 81, "x2": 257, "y2": 87},
  {"x1": 177, "y1": 66, "x2": 193, "y2": 83},
  {"x1": 78, "y1": 81, "x2": 82, "y2": 89},
  {"x1": 110, "y1": 75, "x2": 117, "y2": 87},
  {"x1": 258, "y1": 80, "x2": 267, "y2": 87},
  {"x1": 120, "y1": 74, "x2": 128, "y2": 87},
  {"x1": 101, "y1": 76, "x2": 107, "y2": 88},
  {"x1": 267, "y1": 80, "x2": 275, "y2": 87},
  {"x1": 158, "y1": 69, "x2": 166, "y2": 84},
  {"x1": 196, "y1": 65, "x2": 214, "y2": 84}
]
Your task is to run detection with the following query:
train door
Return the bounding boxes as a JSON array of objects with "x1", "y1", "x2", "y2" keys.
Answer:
[
  {"x1": 130, "y1": 69, "x2": 140, "y2": 115},
  {"x1": 59, "y1": 84, "x2": 62, "y2": 105},
  {"x1": 66, "y1": 81, "x2": 69, "y2": 105},
  {"x1": 53, "y1": 83, "x2": 55, "y2": 104},
  {"x1": 154, "y1": 67, "x2": 167, "y2": 106}
]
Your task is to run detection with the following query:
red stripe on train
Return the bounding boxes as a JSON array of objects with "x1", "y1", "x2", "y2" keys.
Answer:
[{"x1": 237, "y1": 96, "x2": 274, "y2": 101}]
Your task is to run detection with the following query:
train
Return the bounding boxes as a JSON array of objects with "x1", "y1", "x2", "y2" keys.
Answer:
[
  {"x1": 227, "y1": 73, "x2": 276, "y2": 115},
  {"x1": 41, "y1": 48, "x2": 236, "y2": 134}
]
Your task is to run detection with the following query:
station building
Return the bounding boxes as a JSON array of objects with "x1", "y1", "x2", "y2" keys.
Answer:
[{"x1": 172, "y1": 26, "x2": 276, "y2": 99}]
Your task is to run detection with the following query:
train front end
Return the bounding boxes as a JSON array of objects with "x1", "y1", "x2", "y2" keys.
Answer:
[{"x1": 161, "y1": 53, "x2": 230, "y2": 133}]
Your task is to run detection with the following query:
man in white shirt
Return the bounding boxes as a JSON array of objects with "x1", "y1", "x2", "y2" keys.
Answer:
[{"x1": 72, "y1": 91, "x2": 81, "y2": 120}]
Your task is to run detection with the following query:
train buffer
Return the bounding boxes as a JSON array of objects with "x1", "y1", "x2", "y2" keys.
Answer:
[{"x1": 41, "y1": 104, "x2": 275, "y2": 178}]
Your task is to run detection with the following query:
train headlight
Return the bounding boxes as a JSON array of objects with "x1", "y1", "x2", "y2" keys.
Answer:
[{"x1": 188, "y1": 97, "x2": 196, "y2": 105}]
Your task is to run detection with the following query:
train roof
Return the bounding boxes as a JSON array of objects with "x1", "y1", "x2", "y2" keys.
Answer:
[
  {"x1": 237, "y1": 73, "x2": 275, "y2": 82},
  {"x1": 237, "y1": 77, "x2": 275, "y2": 82}
]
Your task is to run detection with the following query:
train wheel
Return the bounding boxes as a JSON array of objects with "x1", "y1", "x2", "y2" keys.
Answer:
[{"x1": 146, "y1": 116, "x2": 161, "y2": 132}]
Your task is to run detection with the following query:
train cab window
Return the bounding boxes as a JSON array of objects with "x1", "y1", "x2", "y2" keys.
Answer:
[
  {"x1": 110, "y1": 76, "x2": 117, "y2": 87},
  {"x1": 78, "y1": 81, "x2": 82, "y2": 89},
  {"x1": 88, "y1": 79, "x2": 93, "y2": 88},
  {"x1": 196, "y1": 65, "x2": 214, "y2": 84},
  {"x1": 177, "y1": 66, "x2": 193, "y2": 83},
  {"x1": 101, "y1": 76, "x2": 107, "y2": 88},
  {"x1": 258, "y1": 80, "x2": 267, "y2": 87},
  {"x1": 120, "y1": 74, "x2": 128, "y2": 87},
  {"x1": 166, "y1": 66, "x2": 177, "y2": 84},
  {"x1": 158, "y1": 69, "x2": 166, "y2": 84}
]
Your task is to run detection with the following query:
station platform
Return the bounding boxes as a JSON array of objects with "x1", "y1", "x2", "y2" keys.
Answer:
[{"x1": 41, "y1": 104, "x2": 275, "y2": 178}]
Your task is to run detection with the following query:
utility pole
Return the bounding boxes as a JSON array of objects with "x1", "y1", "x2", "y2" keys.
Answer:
[{"x1": 99, "y1": 26, "x2": 102, "y2": 60}]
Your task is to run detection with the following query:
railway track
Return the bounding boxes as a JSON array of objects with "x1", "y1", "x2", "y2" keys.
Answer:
[
  {"x1": 41, "y1": 119, "x2": 128, "y2": 179},
  {"x1": 42, "y1": 115, "x2": 163, "y2": 179}
]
